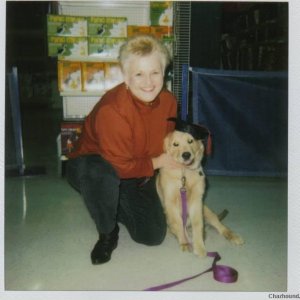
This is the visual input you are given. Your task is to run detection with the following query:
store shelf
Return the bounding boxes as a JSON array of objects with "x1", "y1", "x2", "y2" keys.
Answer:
[
  {"x1": 58, "y1": 55, "x2": 119, "y2": 63},
  {"x1": 62, "y1": 95, "x2": 101, "y2": 120}
]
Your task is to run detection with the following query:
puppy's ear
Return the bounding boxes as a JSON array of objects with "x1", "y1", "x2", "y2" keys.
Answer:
[
  {"x1": 163, "y1": 132, "x2": 172, "y2": 153},
  {"x1": 198, "y1": 140, "x2": 205, "y2": 153}
]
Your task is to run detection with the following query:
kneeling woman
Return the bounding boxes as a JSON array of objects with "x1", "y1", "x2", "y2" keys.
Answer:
[{"x1": 66, "y1": 34, "x2": 180, "y2": 265}]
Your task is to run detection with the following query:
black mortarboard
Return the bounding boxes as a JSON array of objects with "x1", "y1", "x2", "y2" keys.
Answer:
[{"x1": 167, "y1": 117, "x2": 212, "y2": 155}]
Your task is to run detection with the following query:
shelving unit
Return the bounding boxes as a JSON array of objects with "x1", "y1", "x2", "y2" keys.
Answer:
[
  {"x1": 220, "y1": 2, "x2": 288, "y2": 71},
  {"x1": 53, "y1": 1, "x2": 152, "y2": 122}
]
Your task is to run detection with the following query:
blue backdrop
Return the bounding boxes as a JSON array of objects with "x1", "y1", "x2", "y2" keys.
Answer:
[{"x1": 191, "y1": 68, "x2": 288, "y2": 177}]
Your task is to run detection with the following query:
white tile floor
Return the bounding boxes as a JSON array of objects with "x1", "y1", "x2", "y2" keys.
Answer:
[
  {"x1": 5, "y1": 174, "x2": 287, "y2": 292},
  {"x1": 3, "y1": 108, "x2": 290, "y2": 299}
]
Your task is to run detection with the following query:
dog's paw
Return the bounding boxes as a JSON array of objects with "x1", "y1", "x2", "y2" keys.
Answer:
[
  {"x1": 180, "y1": 243, "x2": 192, "y2": 252},
  {"x1": 223, "y1": 229, "x2": 244, "y2": 245},
  {"x1": 193, "y1": 246, "x2": 207, "y2": 258}
]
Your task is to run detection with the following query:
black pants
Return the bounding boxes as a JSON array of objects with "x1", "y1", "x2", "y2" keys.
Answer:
[{"x1": 66, "y1": 155, "x2": 166, "y2": 245}]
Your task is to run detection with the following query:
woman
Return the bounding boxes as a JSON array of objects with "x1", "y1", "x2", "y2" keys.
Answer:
[{"x1": 66, "y1": 34, "x2": 180, "y2": 265}]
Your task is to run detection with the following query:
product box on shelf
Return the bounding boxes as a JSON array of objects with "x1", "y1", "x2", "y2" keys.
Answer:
[
  {"x1": 105, "y1": 17, "x2": 127, "y2": 37},
  {"x1": 150, "y1": 26, "x2": 173, "y2": 38},
  {"x1": 88, "y1": 37, "x2": 107, "y2": 57},
  {"x1": 88, "y1": 16, "x2": 127, "y2": 37},
  {"x1": 61, "y1": 121, "x2": 83, "y2": 155},
  {"x1": 47, "y1": 14, "x2": 87, "y2": 37},
  {"x1": 48, "y1": 36, "x2": 88, "y2": 57},
  {"x1": 105, "y1": 37, "x2": 127, "y2": 58},
  {"x1": 87, "y1": 16, "x2": 107, "y2": 36},
  {"x1": 150, "y1": 1, "x2": 173, "y2": 26},
  {"x1": 82, "y1": 62, "x2": 106, "y2": 91},
  {"x1": 104, "y1": 63, "x2": 124, "y2": 90},
  {"x1": 127, "y1": 26, "x2": 151, "y2": 37},
  {"x1": 58, "y1": 61, "x2": 82, "y2": 92},
  {"x1": 88, "y1": 37, "x2": 126, "y2": 59}
]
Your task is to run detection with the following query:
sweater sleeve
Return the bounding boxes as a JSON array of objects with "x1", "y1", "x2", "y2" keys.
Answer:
[{"x1": 94, "y1": 104, "x2": 154, "y2": 179}]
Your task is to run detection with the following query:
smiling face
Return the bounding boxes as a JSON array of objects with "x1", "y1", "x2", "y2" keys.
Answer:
[
  {"x1": 164, "y1": 131, "x2": 205, "y2": 169},
  {"x1": 123, "y1": 52, "x2": 165, "y2": 103}
]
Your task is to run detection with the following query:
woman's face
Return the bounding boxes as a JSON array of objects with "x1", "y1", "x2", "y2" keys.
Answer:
[{"x1": 123, "y1": 52, "x2": 165, "y2": 103}]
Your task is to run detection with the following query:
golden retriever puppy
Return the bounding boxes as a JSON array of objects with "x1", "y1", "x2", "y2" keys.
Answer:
[{"x1": 156, "y1": 130, "x2": 244, "y2": 257}]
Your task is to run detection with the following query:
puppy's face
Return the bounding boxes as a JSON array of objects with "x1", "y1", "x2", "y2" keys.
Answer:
[{"x1": 164, "y1": 131, "x2": 205, "y2": 169}]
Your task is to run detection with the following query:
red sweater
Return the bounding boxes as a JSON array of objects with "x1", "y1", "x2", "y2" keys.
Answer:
[{"x1": 68, "y1": 83, "x2": 177, "y2": 179}]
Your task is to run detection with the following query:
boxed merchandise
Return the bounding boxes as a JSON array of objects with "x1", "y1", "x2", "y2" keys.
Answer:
[
  {"x1": 105, "y1": 37, "x2": 127, "y2": 58},
  {"x1": 150, "y1": 26, "x2": 173, "y2": 38},
  {"x1": 88, "y1": 37, "x2": 126, "y2": 58},
  {"x1": 150, "y1": 1, "x2": 173, "y2": 26},
  {"x1": 87, "y1": 16, "x2": 107, "y2": 36},
  {"x1": 47, "y1": 14, "x2": 87, "y2": 36},
  {"x1": 88, "y1": 16, "x2": 127, "y2": 37},
  {"x1": 61, "y1": 121, "x2": 83, "y2": 155},
  {"x1": 48, "y1": 36, "x2": 88, "y2": 57},
  {"x1": 127, "y1": 25, "x2": 151, "y2": 37},
  {"x1": 48, "y1": 36, "x2": 66, "y2": 56},
  {"x1": 88, "y1": 37, "x2": 107, "y2": 57},
  {"x1": 82, "y1": 62, "x2": 106, "y2": 91},
  {"x1": 58, "y1": 61, "x2": 82, "y2": 92},
  {"x1": 105, "y1": 63, "x2": 124, "y2": 90},
  {"x1": 105, "y1": 17, "x2": 127, "y2": 37}
]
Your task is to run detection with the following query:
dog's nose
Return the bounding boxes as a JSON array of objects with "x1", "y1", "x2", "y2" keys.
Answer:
[{"x1": 182, "y1": 152, "x2": 191, "y2": 160}]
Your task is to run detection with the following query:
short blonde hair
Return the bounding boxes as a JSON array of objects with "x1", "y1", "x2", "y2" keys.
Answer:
[{"x1": 119, "y1": 34, "x2": 171, "y2": 72}]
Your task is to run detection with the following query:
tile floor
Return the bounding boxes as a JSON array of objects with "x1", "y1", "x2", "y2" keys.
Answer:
[{"x1": 4, "y1": 108, "x2": 288, "y2": 294}]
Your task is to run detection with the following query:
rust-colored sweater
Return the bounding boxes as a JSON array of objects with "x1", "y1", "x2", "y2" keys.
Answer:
[{"x1": 68, "y1": 83, "x2": 177, "y2": 179}]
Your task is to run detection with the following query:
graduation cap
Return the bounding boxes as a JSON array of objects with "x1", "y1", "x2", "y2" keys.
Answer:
[{"x1": 167, "y1": 117, "x2": 212, "y2": 155}]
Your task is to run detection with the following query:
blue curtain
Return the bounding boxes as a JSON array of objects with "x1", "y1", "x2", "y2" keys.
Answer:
[{"x1": 191, "y1": 68, "x2": 288, "y2": 177}]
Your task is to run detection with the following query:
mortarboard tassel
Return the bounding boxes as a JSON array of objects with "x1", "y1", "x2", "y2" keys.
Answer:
[{"x1": 206, "y1": 132, "x2": 212, "y2": 156}]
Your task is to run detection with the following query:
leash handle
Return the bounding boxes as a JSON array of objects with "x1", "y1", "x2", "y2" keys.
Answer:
[{"x1": 144, "y1": 252, "x2": 238, "y2": 291}]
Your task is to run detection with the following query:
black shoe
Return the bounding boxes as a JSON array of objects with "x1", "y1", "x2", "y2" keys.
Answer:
[{"x1": 91, "y1": 225, "x2": 119, "y2": 265}]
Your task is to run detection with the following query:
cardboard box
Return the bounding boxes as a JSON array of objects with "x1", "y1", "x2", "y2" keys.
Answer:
[
  {"x1": 87, "y1": 16, "x2": 107, "y2": 36},
  {"x1": 88, "y1": 37, "x2": 126, "y2": 59},
  {"x1": 104, "y1": 63, "x2": 124, "y2": 90},
  {"x1": 48, "y1": 36, "x2": 88, "y2": 57},
  {"x1": 61, "y1": 121, "x2": 83, "y2": 155},
  {"x1": 47, "y1": 14, "x2": 87, "y2": 36},
  {"x1": 58, "y1": 61, "x2": 82, "y2": 92},
  {"x1": 88, "y1": 16, "x2": 127, "y2": 37},
  {"x1": 150, "y1": 1, "x2": 173, "y2": 26},
  {"x1": 150, "y1": 26, "x2": 173, "y2": 39},
  {"x1": 88, "y1": 37, "x2": 107, "y2": 57},
  {"x1": 105, "y1": 37, "x2": 127, "y2": 58},
  {"x1": 127, "y1": 26, "x2": 151, "y2": 37},
  {"x1": 105, "y1": 17, "x2": 127, "y2": 37},
  {"x1": 48, "y1": 36, "x2": 66, "y2": 56},
  {"x1": 82, "y1": 62, "x2": 106, "y2": 91}
]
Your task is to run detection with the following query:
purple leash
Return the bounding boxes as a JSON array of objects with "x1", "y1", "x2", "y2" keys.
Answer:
[
  {"x1": 144, "y1": 251, "x2": 238, "y2": 291},
  {"x1": 144, "y1": 176, "x2": 238, "y2": 291}
]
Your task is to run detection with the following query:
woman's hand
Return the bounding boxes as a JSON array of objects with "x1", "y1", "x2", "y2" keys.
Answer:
[{"x1": 152, "y1": 153, "x2": 182, "y2": 170}]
